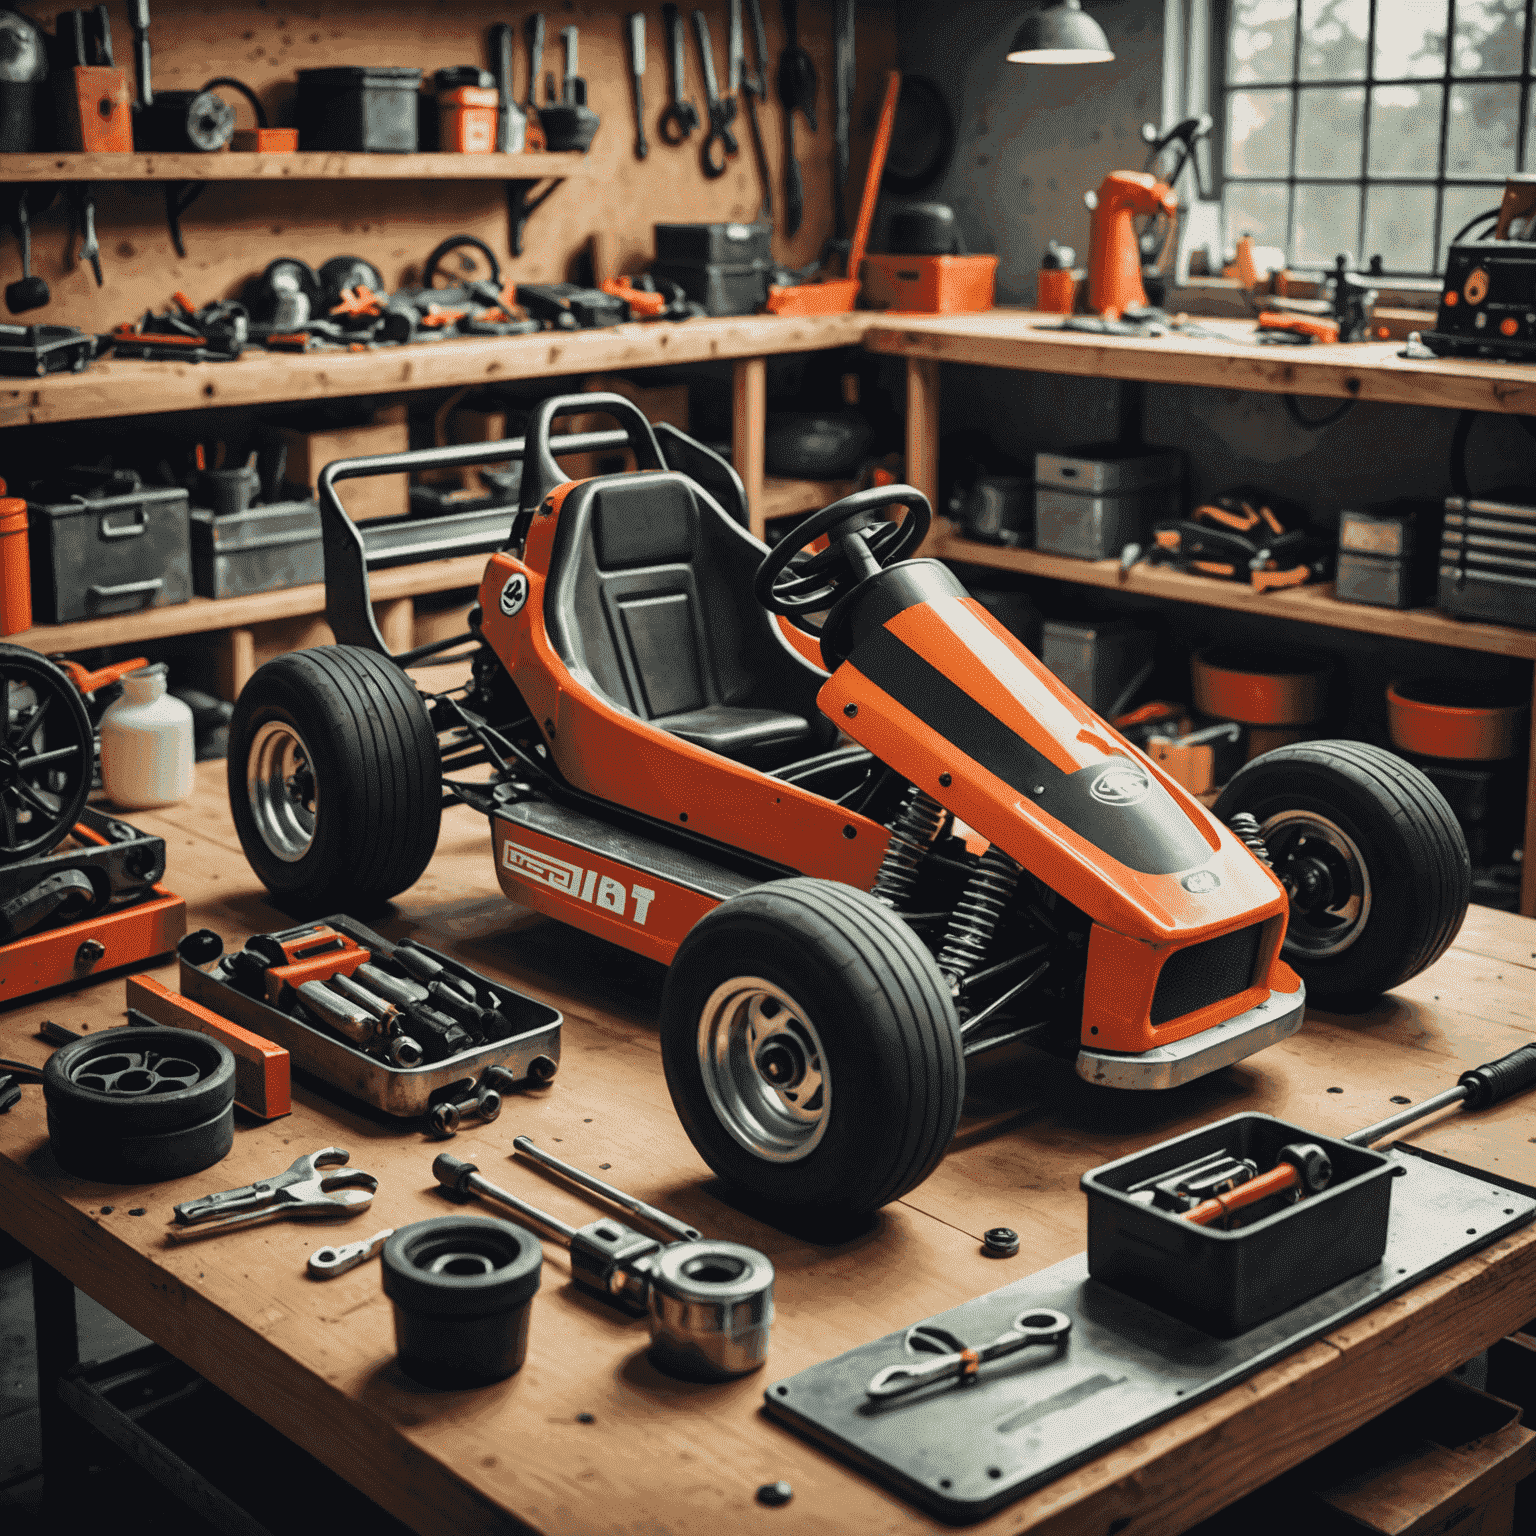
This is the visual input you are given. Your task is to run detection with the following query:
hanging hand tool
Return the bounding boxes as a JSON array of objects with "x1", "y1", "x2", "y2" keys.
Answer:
[
  {"x1": 169, "y1": 1147, "x2": 378, "y2": 1240},
  {"x1": 71, "y1": 183, "x2": 102, "y2": 286},
  {"x1": 832, "y1": 0, "x2": 855, "y2": 243},
  {"x1": 308, "y1": 1226, "x2": 394, "y2": 1279},
  {"x1": 489, "y1": 23, "x2": 526, "y2": 152},
  {"x1": 740, "y1": 0, "x2": 773, "y2": 217},
  {"x1": 6, "y1": 189, "x2": 49, "y2": 314},
  {"x1": 658, "y1": 4, "x2": 699, "y2": 143},
  {"x1": 692, "y1": 8, "x2": 737, "y2": 178},
  {"x1": 865, "y1": 1308, "x2": 1072, "y2": 1400},
  {"x1": 1175, "y1": 1042, "x2": 1536, "y2": 1228},
  {"x1": 127, "y1": 0, "x2": 151, "y2": 104},
  {"x1": 777, "y1": 0, "x2": 817, "y2": 234},
  {"x1": 522, "y1": 15, "x2": 547, "y2": 150},
  {"x1": 538, "y1": 24, "x2": 599, "y2": 153},
  {"x1": 627, "y1": 12, "x2": 648, "y2": 159}
]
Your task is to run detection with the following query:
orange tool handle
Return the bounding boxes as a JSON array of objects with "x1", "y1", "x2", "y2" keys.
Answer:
[
  {"x1": 847, "y1": 70, "x2": 902, "y2": 284},
  {"x1": 1184, "y1": 1162, "x2": 1299, "y2": 1226},
  {"x1": 1257, "y1": 311, "x2": 1339, "y2": 344},
  {"x1": 57, "y1": 656, "x2": 149, "y2": 695}
]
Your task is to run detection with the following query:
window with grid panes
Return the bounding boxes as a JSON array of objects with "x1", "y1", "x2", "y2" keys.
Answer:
[{"x1": 1219, "y1": 0, "x2": 1530, "y2": 277}]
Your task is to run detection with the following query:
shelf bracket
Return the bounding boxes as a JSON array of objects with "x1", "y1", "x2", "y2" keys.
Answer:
[{"x1": 505, "y1": 177, "x2": 563, "y2": 258}]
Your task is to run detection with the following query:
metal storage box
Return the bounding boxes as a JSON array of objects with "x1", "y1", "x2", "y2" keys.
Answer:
[
  {"x1": 296, "y1": 66, "x2": 421, "y2": 152},
  {"x1": 1041, "y1": 619, "x2": 1155, "y2": 713},
  {"x1": 1035, "y1": 484, "x2": 1179, "y2": 561},
  {"x1": 28, "y1": 483, "x2": 192, "y2": 623},
  {"x1": 650, "y1": 259, "x2": 769, "y2": 317},
  {"x1": 1337, "y1": 552, "x2": 1413, "y2": 608},
  {"x1": 190, "y1": 499, "x2": 323, "y2": 599},
  {"x1": 1082, "y1": 1112, "x2": 1398, "y2": 1336},
  {"x1": 1036, "y1": 443, "x2": 1182, "y2": 495},
  {"x1": 1439, "y1": 492, "x2": 1536, "y2": 629}
]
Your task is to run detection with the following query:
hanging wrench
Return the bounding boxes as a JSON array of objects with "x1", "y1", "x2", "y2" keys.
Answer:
[
  {"x1": 307, "y1": 1226, "x2": 395, "y2": 1279},
  {"x1": 75, "y1": 184, "x2": 103, "y2": 287},
  {"x1": 658, "y1": 4, "x2": 699, "y2": 144},
  {"x1": 693, "y1": 8, "x2": 738, "y2": 178}
]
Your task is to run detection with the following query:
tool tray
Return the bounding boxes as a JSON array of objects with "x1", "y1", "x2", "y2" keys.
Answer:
[
  {"x1": 1082, "y1": 1112, "x2": 1398, "y2": 1336},
  {"x1": 176, "y1": 916, "x2": 561, "y2": 1117}
]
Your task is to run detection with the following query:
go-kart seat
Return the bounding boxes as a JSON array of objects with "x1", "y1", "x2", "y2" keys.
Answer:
[{"x1": 543, "y1": 471, "x2": 836, "y2": 768}]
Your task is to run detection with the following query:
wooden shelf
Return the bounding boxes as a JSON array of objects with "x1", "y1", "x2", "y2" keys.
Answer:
[
  {"x1": 936, "y1": 528, "x2": 1536, "y2": 660},
  {"x1": 761, "y1": 476, "x2": 858, "y2": 521},
  {"x1": 0, "y1": 313, "x2": 873, "y2": 430},
  {"x1": 865, "y1": 309, "x2": 1536, "y2": 416},
  {"x1": 0, "y1": 151, "x2": 592, "y2": 182},
  {"x1": 6, "y1": 553, "x2": 487, "y2": 655}
]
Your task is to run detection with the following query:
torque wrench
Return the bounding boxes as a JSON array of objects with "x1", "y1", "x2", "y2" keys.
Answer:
[{"x1": 1179, "y1": 1043, "x2": 1536, "y2": 1227}]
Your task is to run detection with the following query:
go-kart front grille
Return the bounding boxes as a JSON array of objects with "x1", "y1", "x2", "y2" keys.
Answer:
[{"x1": 1150, "y1": 924, "x2": 1263, "y2": 1026}]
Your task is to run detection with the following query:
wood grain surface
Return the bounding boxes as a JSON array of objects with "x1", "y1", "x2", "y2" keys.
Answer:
[{"x1": 0, "y1": 764, "x2": 1533, "y2": 1536}]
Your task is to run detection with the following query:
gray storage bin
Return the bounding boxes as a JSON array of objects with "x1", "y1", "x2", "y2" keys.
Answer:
[
  {"x1": 190, "y1": 499, "x2": 324, "y2": 600},
  {"x1": 651, "y1": 259, "x2": 769, "y2": 317},
  {"x1": 1035, "y1": 443, "x2": 1182, "y2": 495},
  {"x1": 1035, "y1": 484, "x2": 1178, "y2": 560},
  {"x1": 1040, "y1": 619, "x2": 1155, "y2": 714},
  {"x1": 28, "y1": 484, "x2": 192, "y2": 623}
]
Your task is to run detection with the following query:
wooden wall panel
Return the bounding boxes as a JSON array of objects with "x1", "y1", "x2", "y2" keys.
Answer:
[{"x1": 4, "y1": 1, "x2": 896, "y2": 340}]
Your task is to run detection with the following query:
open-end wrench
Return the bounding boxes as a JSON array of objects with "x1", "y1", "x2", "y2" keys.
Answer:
[
  {"x1": 659, "y1": 4, "x2": 699, "y2": 144},
  {"x1": 308, "y1": 1226, "x2": 395, "y2": 1279},
  {"x1": 693, "y1": 8, "x2": 738, "y2": 178},
  {"x1": 75, "y1": 184, "x2": 102, "y2": 287}
]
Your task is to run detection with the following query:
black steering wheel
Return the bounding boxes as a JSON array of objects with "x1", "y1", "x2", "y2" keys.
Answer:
[{"x1": 754, "y1": 485, "x2": 932, "y2": 633}]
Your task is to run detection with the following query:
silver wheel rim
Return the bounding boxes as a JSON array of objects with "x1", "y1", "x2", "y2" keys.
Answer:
[
  {"x1": 247, "y1": 719, "x2": 318, "y2": 863},
  {"x1": 1262, "y1": 809, "x2": 1372, "y2": 959},
  {"x1": 697, "y1": 977, "x2": 830, "y2": 1163}
]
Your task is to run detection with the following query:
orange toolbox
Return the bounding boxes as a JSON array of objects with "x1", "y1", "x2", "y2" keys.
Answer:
[{"x1": 860, "y1": 253, "x2": 998, "y2": 314}]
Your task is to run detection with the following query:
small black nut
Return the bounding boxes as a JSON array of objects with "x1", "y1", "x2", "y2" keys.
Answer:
[
  {"x1": 756, "y1": 1480, "x2": 793, "y2": 1508},
  {"x1": 982, "y1": 1226, "x2": 1020, "y2": 1258}
]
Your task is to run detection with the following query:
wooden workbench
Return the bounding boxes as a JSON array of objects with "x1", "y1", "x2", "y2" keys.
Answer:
[{"x1": 1, "y1": 762, "x2": 1534, "y2": 1536}]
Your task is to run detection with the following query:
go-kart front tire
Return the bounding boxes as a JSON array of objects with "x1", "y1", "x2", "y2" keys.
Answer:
[
  {"x1": 660, "y1": 877, "x2": 964, "y2": 1219},
  {"x1": 1215, "y1": 740, "x2": 1469, "y2": 1010},
  {"x1": 228, "y1": 645, "x2": 441, "y2": 912}
]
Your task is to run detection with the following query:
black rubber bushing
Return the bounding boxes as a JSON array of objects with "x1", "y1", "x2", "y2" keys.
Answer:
[
  {"x1": 44, "y1": 1028, "x2": 235, "y2": 1137},
  {"x1": 47, "y1": 1102, "x2": 235, "y2": 1183},
  {"x1": 982, "y1": 1227, "x2": 1020, "y2": 1258}
]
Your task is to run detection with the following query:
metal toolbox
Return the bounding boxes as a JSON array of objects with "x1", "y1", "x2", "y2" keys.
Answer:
[
  {"x1": 296, "y1": 66, "x2": 421, "y2": 152},
  {"x1": 1035, "y1": 484, "x2": 1179, "y2": 561},
  {"x1": 190, "y1": 499, "x2": 323, "y2": 599},
  {"x1": 1041, "y1": 619, "x2": 1156, "y2": 714},
  {"x1": 1082, "y1": 1112, "x2": 1398, "y2": 1336},
  {"x1": 1439, "y1": 491, "x2": 1536, "y2": 629},
  {"x1": 1335, "y1": 504, "x2": 1438, "y2": 609},
  {"x1": 1036, "y1": 443, "x2": 1182, "y2": 495},
  {"x1": 1337, "y1": 552, "x2": 1414, "y2": 608},
  {"x1": 175, "y1": 917, "x2": 561, "y2": 1118},
  {"x1": 28, "y1": 483, "x2": 191, "y2": 622},
  {"x1": 650, "y1": 259, "x2": 770, "y2": 317}
]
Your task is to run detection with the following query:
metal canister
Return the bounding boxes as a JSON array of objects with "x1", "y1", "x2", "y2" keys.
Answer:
[{"x1": 645, "y1": 1239, "x2": 774, "y2": 1381}]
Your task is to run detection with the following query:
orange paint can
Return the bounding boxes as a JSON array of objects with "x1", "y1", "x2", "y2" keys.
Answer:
[{"x1": 1387, "y1": 678, "x2": 1529, "y2": 761}]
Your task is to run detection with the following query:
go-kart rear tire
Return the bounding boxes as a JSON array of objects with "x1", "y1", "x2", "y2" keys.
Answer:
[
  {"x1": 228, "y1": 646, "x2": 440, "y2": 911},
  {"x1": 1215, "y1": 740, "x2": 1469, "y2": 1010},
  {"x1": 660, "y1": 877, "x2": 964, "y2": 1219}
]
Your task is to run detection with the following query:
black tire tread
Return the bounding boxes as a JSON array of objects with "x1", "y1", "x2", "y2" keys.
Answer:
[
  {"x1": 1216, "y1": 740, "x2": 1469, "y2": 1000},
  {"x1": 662, "y1": 876, "x2": 963, "y2": 1215}
]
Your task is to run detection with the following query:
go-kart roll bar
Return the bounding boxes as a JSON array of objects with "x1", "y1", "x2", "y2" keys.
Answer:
[{"x1": 317, "y1": 428, "x2": 631, "y2": 657}]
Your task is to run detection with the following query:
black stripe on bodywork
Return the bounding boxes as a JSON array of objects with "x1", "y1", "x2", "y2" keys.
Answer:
[{"x1": 852, "y1": 626, "x2": 1210, "y2": 877}]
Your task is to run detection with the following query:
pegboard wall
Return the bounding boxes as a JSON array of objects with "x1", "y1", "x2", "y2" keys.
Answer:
[{"x1": 4, "y1": 0, "x2": 896, "y2": 336}]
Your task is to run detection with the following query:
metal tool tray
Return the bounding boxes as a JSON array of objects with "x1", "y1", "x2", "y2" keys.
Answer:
[
  {"x1": 176, "y1": 916, "x2": 561, "y2": 1117},
  {"x1": 765, "y1": 1146, "x2": 1535, "y2": 1525}
]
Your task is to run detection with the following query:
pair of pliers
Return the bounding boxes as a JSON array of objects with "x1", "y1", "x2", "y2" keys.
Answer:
[
  {"x1": 693, "y1": 6, "x2": 739, "y2": 178},
  {"x1": 169, "y1": 1147, "x2": 378, "y2": 1241}
]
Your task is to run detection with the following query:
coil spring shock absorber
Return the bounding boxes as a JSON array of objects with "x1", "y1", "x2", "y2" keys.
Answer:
[
  {"x1": 1228, "y1": 812, "x2": 1271, "y2": 866},
  {"x1": 938, "y1": 845, "x2": 1022, "y2": 991},
  {"x1": 871, "y1": 787, "x2": 946, "y2": 909}
]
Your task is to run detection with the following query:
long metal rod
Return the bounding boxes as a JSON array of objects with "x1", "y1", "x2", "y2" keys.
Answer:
[
  {"x1": 1345, "y1": 1085, "x2": 1468, "y2": 1147},
  {"x1": 513, "y1": 1135, "x2": 700, "y2": 1242},
  {"x1": 460, "y1": 1165, "x2": 579, "y2": 1245},
  {"x1": 959, "y1": 961, "x2": 1050, "y2": 1043}
]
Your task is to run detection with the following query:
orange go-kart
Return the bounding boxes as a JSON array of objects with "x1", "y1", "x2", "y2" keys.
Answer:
[{"x1": 227, "y1": 395, "x2": 1470, "y2": 1217}]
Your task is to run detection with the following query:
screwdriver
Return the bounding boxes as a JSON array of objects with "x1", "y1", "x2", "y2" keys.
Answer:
[{"x1": 1182, "y1": 1042, "x2": 1536, "y2": 1227}]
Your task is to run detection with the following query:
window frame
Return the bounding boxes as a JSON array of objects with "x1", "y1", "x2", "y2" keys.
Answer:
[{"x1": 1211, "y1": 0, "x2": 1534, "y2": 275}]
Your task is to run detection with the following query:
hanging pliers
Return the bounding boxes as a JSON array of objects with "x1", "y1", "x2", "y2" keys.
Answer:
[
  {"x1": 692, "y1": 8, "x2": 738, "y2": 178},
  {"x1": 169, "y1": 1147, "x2": 378, "y2": 1241}
]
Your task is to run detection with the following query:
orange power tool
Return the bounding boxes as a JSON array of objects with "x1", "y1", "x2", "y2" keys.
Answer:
[{"x1": 1084, "y1": 171, "x2": 1178, "y2": 319}]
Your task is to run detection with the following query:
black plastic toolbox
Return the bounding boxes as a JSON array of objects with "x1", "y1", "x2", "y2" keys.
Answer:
[
  {"x1": 1081, "y1": 1112, "x2": 1400, "y2": 1336},
  {"x1": 651, "y1": 259, "x2": 769, "y2": 317},
  {"x1": 654, "y1": 221, "x2": 773, "y2": 265},
  {"x1": 28, "y1": 484, "x2": 192, "y2": 622},
  {"x1": 190, "y1": 499, "x2": 323, "y2": 599},
  {"x1": 296, "y1": 67, "x2": 422, "y2": 152}
]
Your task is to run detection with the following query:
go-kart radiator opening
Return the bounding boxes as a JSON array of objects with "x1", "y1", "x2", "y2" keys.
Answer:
[{"x1": 1150, "y1": 925, "x2": 1264, "y2": 1026}]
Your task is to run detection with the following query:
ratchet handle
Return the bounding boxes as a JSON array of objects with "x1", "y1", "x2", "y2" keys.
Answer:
[{"x1": 1460, "y1": 1043, "x2": 1536, "y2": 1111}]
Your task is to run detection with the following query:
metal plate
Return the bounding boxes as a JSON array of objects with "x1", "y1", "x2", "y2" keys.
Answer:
[{"x1": 764, "y1": 1147, "x2": 1536, "y2": 1525}]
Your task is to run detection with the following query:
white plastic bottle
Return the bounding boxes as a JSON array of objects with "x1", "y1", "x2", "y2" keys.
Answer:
[{"x1": 100, "y1": 664, "x2": 195, "y2": 809}]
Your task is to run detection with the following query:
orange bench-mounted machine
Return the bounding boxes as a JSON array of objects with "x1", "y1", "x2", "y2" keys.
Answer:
[{"x1": 222, "y1": 397, "x2": 1471, "y2": 1220}]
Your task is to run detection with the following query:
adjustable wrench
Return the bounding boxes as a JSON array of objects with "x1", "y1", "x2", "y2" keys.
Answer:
[
  {"x1": 693, "y1": 8, "x2": 738, "y2": 178},
  {"x1": 658, "y1": 3, "x2": 699, "y2": 144}
]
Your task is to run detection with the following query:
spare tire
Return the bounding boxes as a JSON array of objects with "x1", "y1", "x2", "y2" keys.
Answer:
[{"x1": 44, "y1": 1025, "x2": 236, "y2": 1182}]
